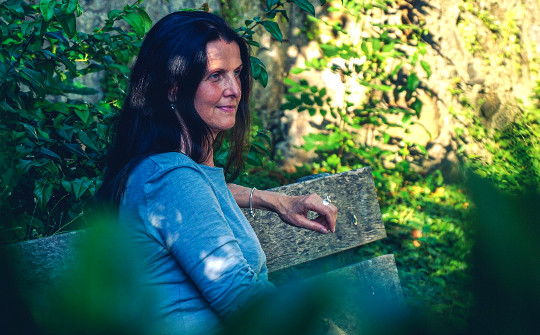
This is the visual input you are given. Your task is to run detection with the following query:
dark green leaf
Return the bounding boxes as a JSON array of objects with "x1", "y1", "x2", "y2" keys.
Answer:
[
  {"x1": 300, "y1": 92, "x2": 314, "y2": 105},
  {"x1": 34, "y1": 180, "x2": 54, "y2": 210},
  {"x1": 246, "y1": 40, "x2": 260, "y2": 47},
  {"x1": 108, "y1": 9, "x2": 123, "y2": 20},
  {"x1": 74, "y1": 107, "x2": 90, "y2": 124},
  {"x1": 40, "y1": 0, "x2": 56, "y2": 22},
  {"x1": 61, "y1": 0, "x2": 78, "y2": 14},
  {"x1": 267, "y1": 0, "x2": 280, "y2": 8},
  {"x1": 77, "y1": 130, "x2": 98, "y2": 151},
  {"x1": 293, "y1": 0, "x2": 316, "y2": 16},
  {"x1": 45, "y1": 31, "x2": 69, "y2": 44},
  {"x1": 41, "y1": 147, "x2": 61, "y2": 160},
  {"x1": 58, "y1": 14, "x2": 77, "y2": 38},
  {"x1": 258, "y1": 66, "x2": 269, "y2": 87},
  {"x1": 262, "y1": 21, "x2": 282, "y2": 42},
  {"x1": 63, "y1": 142, "x2": 86, "y2": 157}
]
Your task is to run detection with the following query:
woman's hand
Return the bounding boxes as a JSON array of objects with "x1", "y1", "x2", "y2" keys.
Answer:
[
  {"x1": 228, "y1": 184, "x2": 337, "y2": 234},
  {"x1": 273, "y1": 193, "x2": 337, "y2": 234}
]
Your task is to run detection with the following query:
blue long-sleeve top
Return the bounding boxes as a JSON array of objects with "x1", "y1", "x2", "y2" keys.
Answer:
[{"x1": 118, "y1": 152, "x2": 275, "y2": 334}]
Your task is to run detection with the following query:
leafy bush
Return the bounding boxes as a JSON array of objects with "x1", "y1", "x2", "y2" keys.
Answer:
[{"x1": 0, "y1": 0, "x2": 148, "y2": 243}]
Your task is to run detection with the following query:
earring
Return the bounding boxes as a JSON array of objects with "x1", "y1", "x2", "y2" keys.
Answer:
[{"x1": 170, "y1": 103, "x2": 175, "y2": 111}]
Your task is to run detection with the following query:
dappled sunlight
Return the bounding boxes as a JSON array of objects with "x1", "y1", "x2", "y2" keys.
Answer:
[
  {"x1": 201, "y1": 237, "x2": 237, "y2": 281},
  {"x1": 149, "y1": 212, "x2": 164, "y2": 229},
  {"x1": 203, "y1": 255, "x2": 236, "y2": 281}
]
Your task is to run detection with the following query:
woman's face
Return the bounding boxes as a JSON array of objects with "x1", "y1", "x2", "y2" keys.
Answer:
[{"x1": 194, "y1": 39, "x2": 243, "y2": 138}]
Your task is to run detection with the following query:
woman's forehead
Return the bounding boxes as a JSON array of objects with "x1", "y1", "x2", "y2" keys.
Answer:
[{"x1": 205, "y1": 40, "x2": 242, "y2": 70}]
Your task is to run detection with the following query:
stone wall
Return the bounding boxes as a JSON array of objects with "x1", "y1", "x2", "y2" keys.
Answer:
[{"x1": 241, "y1": 0, "x2": 539, "y2": 174}]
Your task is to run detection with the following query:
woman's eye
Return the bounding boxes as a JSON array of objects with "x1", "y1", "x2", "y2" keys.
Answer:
[
  {"x1": 234, "y1": 69, "x2": 241, "y2": 77},
  {"x1": 208, "y1": 73, "x2": 220, "y2": 80}
]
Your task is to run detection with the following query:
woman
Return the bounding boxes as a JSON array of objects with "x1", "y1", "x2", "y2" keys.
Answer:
[{"x1": 98, "y1": 11, "x2": 337, "y2": 334}]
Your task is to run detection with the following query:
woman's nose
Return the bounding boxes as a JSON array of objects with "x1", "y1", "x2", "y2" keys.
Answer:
[{"x1": 223, "y1": 75, "x2": 241, "y2": 98}]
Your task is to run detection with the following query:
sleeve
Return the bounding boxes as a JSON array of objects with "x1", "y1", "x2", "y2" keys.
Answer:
[{"x1": 142, "y1": 165, "x2": 273, "y2": 318}]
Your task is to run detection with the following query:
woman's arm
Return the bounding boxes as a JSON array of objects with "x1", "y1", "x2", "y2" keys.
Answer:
[{"x1": 228, "y1": 184, "x2": 337, "y2": 234}]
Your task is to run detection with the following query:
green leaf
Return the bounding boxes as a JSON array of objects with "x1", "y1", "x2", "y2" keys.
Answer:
[
  {"x1": 58, "y1": 14, "x2": 77, "y2": 38},
  {"x1": 250, "y1": 56, "x2": 268, "y2": 87},
  {"x1": 123, "y1": 10, "x2": 152, "y2": 38},
  {"x1": 293, "y1": 0, "x2": 316, "y2": 16},
  {"x1": 402, "y1": 113, "x2": 412, "y2": 125},
  {"x1": 34, "y1": 180, "x2": 54, "y2": 210},
  {"x1": 359, "y1": 81, "x2": 393, "y2": 92},
  {"x1": 326, "y1": 154, "x2": 340, "y2": 168},
  {"x1": 60, "y1": 0, "x2": 78, "y2": 15},
  {"x1": 372, "y1": 38, "x2": 382, "y2": 52},
  {"x1": 266, "y1": 0, "x2": 280, "y2": 8},
  {"x1": 262, "y1": 21, "x2": 282, "y2": 42},
  {"x1": 108, "y1": 9, "x2": 123, "y2": 20},
  {"x1": 407, "y1": 72, "x2": 420, "y2": 95},
  {"x1": 63, "y1": 143, "x2": 86, "y2": 157},
  {"x1": 300, "y1": 93, "x2": 314, "y2": 105},
  {"x1": 258, "y1": 66, "x2": 269, "y2": 87},
  {"x1": 20, "y1": 68, "x2": 45, "y2": 88},
  {"x1": 74, "y1": 107, "x2": 90, "y2": 124},
  {"x1": 290, "y1": 67, "x2": 304, "y2": 74},
  {"x1": 45, "y1": 31, "x2": 69, "y2": 44},
  {"x1": 361, "y1": 41, "x2": 369, "y2": 55},
  {"x1": 420, "y1": 60, "x2": 431, "y2": 79},
  {"x1": 41, "y1": 147, "x2": 61, "y2": 160},
  {"x1": 411, "y1": 98, "x2": 423, "y2": 117},
  {"x1": 40, "y1": 0, "x2": 56, "y2": 22},
  {"x1": 391, "y1": 61, "x2": 404, "y2": 77},
  {"x1": 77, "y1": 130, "x2": 98, "y2": 151}
]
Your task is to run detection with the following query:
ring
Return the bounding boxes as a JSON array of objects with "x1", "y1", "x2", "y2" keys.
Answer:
[{"x1": 323, "y1": 196, "x2": 331, "y2": 206}]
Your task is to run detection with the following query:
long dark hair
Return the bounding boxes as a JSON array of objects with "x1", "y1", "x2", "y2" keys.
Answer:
[{"x1": 98, "y1": 11, "x2": 252, "y2": 206}]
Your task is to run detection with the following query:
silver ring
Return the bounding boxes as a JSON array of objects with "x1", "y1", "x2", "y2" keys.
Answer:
[{"x1": 323, "y1": 196, "x2": 331, "y2": 206}]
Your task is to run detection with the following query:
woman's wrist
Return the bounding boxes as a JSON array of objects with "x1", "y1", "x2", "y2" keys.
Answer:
[{"x1": 252, "y1": 189, "x2": 286, "y2": 213}]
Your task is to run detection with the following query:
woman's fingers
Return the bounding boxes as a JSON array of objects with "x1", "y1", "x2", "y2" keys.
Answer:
[
  {"x1": 303, "y1": 194, "x2": 337, "y2": 233},
  {"x1": 275, "y1": 193, "x2": 338, "y2": 234},
  {"x1": 293, "y1": 214, "x2": 330, "y2": 234}
]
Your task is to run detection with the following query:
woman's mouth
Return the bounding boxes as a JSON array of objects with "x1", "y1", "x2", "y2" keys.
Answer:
[{"x1": 216, "y1": 105, "x2": 237, "y2": 112}]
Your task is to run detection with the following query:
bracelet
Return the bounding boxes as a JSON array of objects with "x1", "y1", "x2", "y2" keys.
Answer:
[{"x1": 249, "y1": 187, "x2": 256, "y2": 218}]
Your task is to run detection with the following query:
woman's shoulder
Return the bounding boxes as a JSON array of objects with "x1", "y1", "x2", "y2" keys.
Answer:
[
  {"x1": 146, "y1": 152, "x2": 198, "y2": 169},
  {"x1": 127, "y1": 152, "x2": 200, "y2": 185}
]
